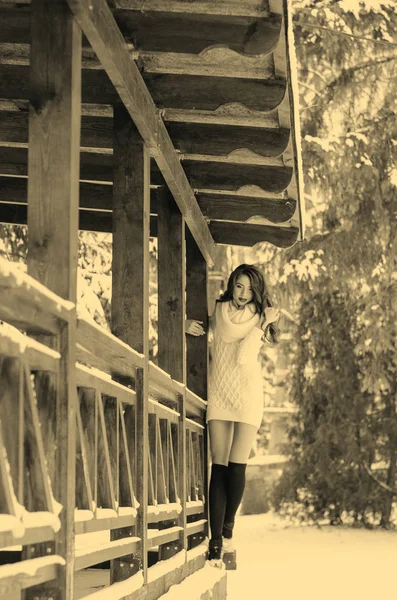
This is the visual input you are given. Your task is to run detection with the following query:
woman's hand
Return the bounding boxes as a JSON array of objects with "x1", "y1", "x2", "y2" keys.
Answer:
[
  {"x1": 185, "y1": 319, "x2": 206, "y2": 336},
  {"x1": 264, "y1": 307, "x2": 280, "y2": 325}
]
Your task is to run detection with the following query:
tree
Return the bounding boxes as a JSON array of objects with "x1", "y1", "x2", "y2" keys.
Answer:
[{"x1": 271, "y1": 0, "x2": 397, "y2": 526}]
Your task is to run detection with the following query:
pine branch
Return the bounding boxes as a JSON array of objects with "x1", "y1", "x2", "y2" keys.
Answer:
[
  {"x1": 295, "y1": 21, "x2": 397, "y2": 48},
  {"x1": 361, "y1": 461, "x2": 397, "y2": 496}
]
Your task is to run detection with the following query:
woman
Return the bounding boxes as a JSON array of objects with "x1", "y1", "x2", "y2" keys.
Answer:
[{"x1": 186, "y1": 264, "x2": 280, "y2": 567}]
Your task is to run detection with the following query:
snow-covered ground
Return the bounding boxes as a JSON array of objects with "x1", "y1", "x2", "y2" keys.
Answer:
[
  {"x1": 227, "y1": 513, "x2": 397, "y2": 600},
  {"x1": 75, "y1": 513, "x2": 397, "y2": 599}
]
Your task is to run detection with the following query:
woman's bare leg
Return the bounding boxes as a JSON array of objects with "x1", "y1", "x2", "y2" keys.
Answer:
[
  {"x1": 229, "y1": 422, "x2": 257, "y2": 463},
  {"x1": 208, "y1": 419, "x2": 234, "y2": 465}
]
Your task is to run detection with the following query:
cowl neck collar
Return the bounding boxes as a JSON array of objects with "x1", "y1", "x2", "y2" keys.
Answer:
[{"x1": 215, "y1": 301, "x2": 260, "y2": 343}]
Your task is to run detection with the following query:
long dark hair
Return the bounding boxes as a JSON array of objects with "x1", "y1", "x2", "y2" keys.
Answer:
[{"x1": 218, "y1": 264, "x2": 279, "y2": 343}]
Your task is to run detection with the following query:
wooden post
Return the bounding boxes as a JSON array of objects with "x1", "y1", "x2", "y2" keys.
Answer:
[
  {"x1": 185, "y1": 229, "x2": 208, "y2": 400},
  {"x1": 185, "y1": 229, "x2": 209, "y2": 540},
  {"x1": 157, "y1": 186, "x2": 186, "y2": 559},
  {"x1": 111, "y1": 104, "x2": 150, "y2": 583},
  {"x1": 25, "y1": 1, "x2": 81, "y2": 598},
  {"x1": 157, "y1": 186, "x2": 186, "y2": 385}
]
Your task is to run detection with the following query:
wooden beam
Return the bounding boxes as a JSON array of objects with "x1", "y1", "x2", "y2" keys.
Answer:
[
  {"x1": 24, "y1": 1, "x2": 81, "y2": 599},
  {"x1": 0, "y1": 63, "x2": 286, "y2": 115},
  {"x1": 0, "y1": 146, "x2": 165, "y2": 185},
  {"x1": 145, "y1": 72, "x2": 286, "y2": 112},
  {"x1": 182, "y1": 160, "x2": 293, "y2": 194},
  {"x1": 0, "y1": 4, "x2": 280, "y2": 50},
  {"x1": 112, "y1": 10, "x2": 281, "y2": 55},
  {"x1": 157, "y1": 186, "x2": 186, "y2": 384},
  {"x1": 196, "y1": 193, "x2": 296, "y2": 223},
  {"x1": 0, "y1": 202, "x2": 161, "y2": 236},
  {"x1": 113, "y1": 1, "x2": 271, "y2": 18},
  {"x1": 0, "y1": 110, "x2": 114, "y2": 148},
  {"x1": 209, "y1": 221, "x2": 299, "y2": 248},
  {"x1": 166, "y1": 121, "x2": 290, "y2": 158},
  {"x1": 0, "y1": 111, "x2": 290, "y2": 158},
  {"x1": 185, "y1": 229, "x2": 208, "y2": 400},
  {"x1": 64, "y1": 0, "x2": 215, "y2": 266},
  {"x1": 0, "y1": 41, "x2": 275, "y2": 80},
  {"x1": 111, "y1": 106, "x2": 150, "y2": 582},
  {"x1": 0, "y1": 202, "x2": 298, "y2": 248},
  {"x1": 0, "y1": 176, "x2": 295, "y2": 223}
]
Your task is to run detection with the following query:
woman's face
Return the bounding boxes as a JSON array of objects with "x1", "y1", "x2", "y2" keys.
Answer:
[{"x1": 232, "y1": 274, "x2": 253, "y2": 309}]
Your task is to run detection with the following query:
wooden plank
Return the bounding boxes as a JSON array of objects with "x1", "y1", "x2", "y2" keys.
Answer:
[
  {"x1": 156, "y1": 419, "x2": 168, "y2": 504},
  {"x1": 118, "y1": 402, "x2": 136, "y2": 509},
  {"x1": 166, "y1": 121, "x2": 290, "y2": 158},
  {"x1": 113, "y1": 0, "x2": 270, "y2": 17},
  {"x1": 210, "y1": 220, "x2": 299, "y2": 248},
  {"x1": 76, "y1": 365, "x2": 137, "y2": 406},
  {"x1": 75, "y1": 537, "x2": 140, "y2": 571},
  {"x1": 145, "y1": 72, "x2": 286, "y2": 112},
  {"x1": 157, "y1": 186, "x2": 186, "y2": 384},
  {"x1": 0, "y1": 39, "x2": 276, "y2": 80},
  {"x1": 23, "y1": 361, "x2": 56, "y2": 512},
  {"x1": 0, "y1": 202, "x2": 158, "y2": 238},
  {"x1": 168, "y1": 423, "x2": 178, "y2": 504},
  {"x1": 135, "y1": 367, "x2": 149, "y2": 582},
  {"x1": 96, "y1": 390, "x2": 117, "y2": 511},
  {"x1": 148, "y1": 413, "x2": 158, "y2": 504},
  {"x1": 147, "y1": 526, "x2": 182, "y2": 549},
  {"x1": 186, "y1": 519, "x2": 207, "y2": 535},
  {"x1": 0, "y1": 146, "x2": 165, "y2": 185},
  {"x1": 0, "y1": 110, "x2": 114, "y2": 149},
  {"x1": 112, "y1": 10, "x2": 281, "y2": 55},
  {"x1": 186, "y1": 229, "x2": 208, "y2": 400},
  {"x1": 0, "y1": 62, "x2": 286, "y2": 114},
  {"x1": 0, "y1": 557, "x2": 62, "y2": 593},
  {"x1": 0, "y1": 176, "x2": 160, "y2": 215},
  {"x1": 148, "y1": 398, "x2": 179, "y2": 425},
  {"x1": 76, "y1": 392, "x2": 94, "y2": 511},
  {"x1": 0, "y1": 256, "x2": 73, "y2": 332},
  {"x1": 196, "y1": 192, "x2": 296, "y2": 223},
  {"x1": 182, "y1": 160, "x2": 293, "y2": 194},
  {"x1": 177, "y1": 391, "x2": 187, "y2": 553},
  {"x1": 77, "y1": 316, "x2": 144, "y2": 375},
  {"x1": 64, "y1": 0, "x2": 215, "y2": 266},
  {"x1": 75, "y1": 513, "x2": 136, "y2": 535},
  {"x1": 0, "y1": 523, "x2": 56, "y2": 549}
]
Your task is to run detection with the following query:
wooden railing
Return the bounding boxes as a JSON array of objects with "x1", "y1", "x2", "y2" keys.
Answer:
[{"x1": 0, "y1": 263, "x2": 208, "y2": 599}]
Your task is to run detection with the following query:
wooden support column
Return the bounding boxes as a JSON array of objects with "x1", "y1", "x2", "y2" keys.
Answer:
[
  {"x1": 25, "y1": 1, "x2": 81, "y2": 598},
  {"x1": 185, "y1": 229, "x2": 210, "y2": 540},
  {"x1": 185, "y1": 229, "x2": 208, "y2": 401},
  {"x1": 111, "y1": 104, "x2": 150, "y2": 583},
  {"x1": 157, "y1": 186, "x2": 186, "y2": 385},
  {"x1": 157, "y1": 185, "x2": 186, "y2": 559}
]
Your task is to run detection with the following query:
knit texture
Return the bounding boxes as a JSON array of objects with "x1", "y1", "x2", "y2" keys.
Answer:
[{"x1": 208, "y1": 303, "x2": 264, "y2": 424}]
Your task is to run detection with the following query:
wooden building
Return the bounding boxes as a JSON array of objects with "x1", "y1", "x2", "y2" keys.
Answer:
[{"x1": 0, "y1": 1, "x2": 304, "y2": 598}]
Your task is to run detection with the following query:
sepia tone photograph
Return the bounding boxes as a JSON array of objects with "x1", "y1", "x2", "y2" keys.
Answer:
[{"x1": 0, "y1": 0, "x2": 396, "y2": 599}]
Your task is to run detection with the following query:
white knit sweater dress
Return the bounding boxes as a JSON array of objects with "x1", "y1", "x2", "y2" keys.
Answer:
[{"x1": 206, "y1": 301, "x2": 265, "y2": 429}]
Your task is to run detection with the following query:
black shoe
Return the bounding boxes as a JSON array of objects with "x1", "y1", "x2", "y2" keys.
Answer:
[{"x1": 207, "y1": 538, "x2": 223, "y2": 567}]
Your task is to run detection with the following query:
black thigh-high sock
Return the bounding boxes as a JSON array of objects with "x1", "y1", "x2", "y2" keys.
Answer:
[
  {"x1": 209, "y1": 463, "x2": 228, "y2": 541},
  {"x1": 223, "y1": 462, "x2": 247, "y2": 538}
]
